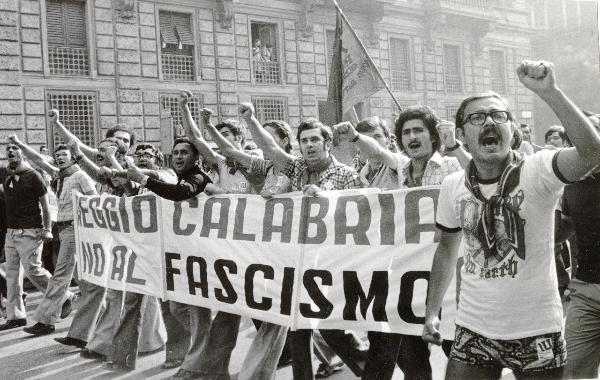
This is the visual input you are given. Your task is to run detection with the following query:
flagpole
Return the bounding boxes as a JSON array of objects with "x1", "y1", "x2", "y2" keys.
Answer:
[{"x1": 329, "y1": 0, "x2": 403, "y2": 112}]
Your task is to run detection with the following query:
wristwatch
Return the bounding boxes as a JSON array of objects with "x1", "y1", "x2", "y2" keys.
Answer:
[
  {"x1": 350, "y1": 134, "x2": 360, "y2": 143},
  {"x1": 73, "y1": 154, "x2": 84, "y2": 163},
  {"x1": 446, "y1": 141, "x2": 462, "y2": 152}
]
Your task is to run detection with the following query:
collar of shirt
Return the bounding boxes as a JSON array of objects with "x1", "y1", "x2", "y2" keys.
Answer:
[
  {"x1": 296, "y1": 156, "x2": 349, "y2": 189},
  {"x1": 402, "y1": 151, "x2": 443, "y2": 181}
]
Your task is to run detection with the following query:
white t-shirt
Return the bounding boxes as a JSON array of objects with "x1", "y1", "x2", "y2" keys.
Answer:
[{"x1": 436, "y1": 150, "x2": 566, "y2": 339}]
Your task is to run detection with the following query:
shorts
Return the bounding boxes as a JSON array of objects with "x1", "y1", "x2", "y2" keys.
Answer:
[{"x1": 449, "y1": 325, "x2": 566, "y2": 372}]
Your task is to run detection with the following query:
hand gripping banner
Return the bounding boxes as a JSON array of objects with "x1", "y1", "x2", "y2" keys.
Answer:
[{"x1": 73, "y1": 187, "x2": 457, "y2": 338}]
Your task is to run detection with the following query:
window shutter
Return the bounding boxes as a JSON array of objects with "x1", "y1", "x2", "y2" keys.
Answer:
[
  {"x1": 159, "y1": 12, "x2": 178, "y2": 44},
  {"x1": 173, "y1": 13, "x2": 194, "y2": 45},
  {"x1": 65, "y1": 1, "x2": 86, "y2": 47},
  {"x1": 46, "y1": 0, "x2": 66, "y2": 47}
]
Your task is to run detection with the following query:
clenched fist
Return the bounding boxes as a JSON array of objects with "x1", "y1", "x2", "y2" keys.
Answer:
[
  {"x1": 238, "y1": 103, "x2": 255, "y2": 120},
  {"x1": 517, "y1": 60, "x2": 558, "y2": 96},
  {"x1": 436, "y1": 120, "x2": 457, "y2": 149},
  {"x1": 48, "y1": 109, "x2": 60, "y2": 124},
  {"x1": 179, "y1": 90, "x2": 194, "y2": 107}
]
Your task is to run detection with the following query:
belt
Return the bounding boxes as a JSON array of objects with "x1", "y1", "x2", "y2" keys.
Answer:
[{"x1": 55, "y1": 220, "x2": 73, "y2": 227}]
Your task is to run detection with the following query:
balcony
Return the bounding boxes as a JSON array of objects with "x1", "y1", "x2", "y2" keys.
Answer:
[
  {"x1": 424, "y1": 0, "x2": 496, "y2": 51},
  {"x1": 425, "y1": 0, "x2": 496, "y2": 20}
]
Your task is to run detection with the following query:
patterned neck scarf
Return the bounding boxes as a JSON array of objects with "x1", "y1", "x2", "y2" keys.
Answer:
[
  {"x1": 464, "y1": 151, "x2": 526, "y2": 262},
  {"x1": 51, "y1": 164, "x2": 80, "y2": 195}
]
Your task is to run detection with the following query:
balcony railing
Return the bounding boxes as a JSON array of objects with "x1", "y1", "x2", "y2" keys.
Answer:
[
  {"x1": 445, "y1": 0, "x2": 488, "y2": 8},
  {"x1": 254, "y1": 60, "x2": 281, "y2": 84}
]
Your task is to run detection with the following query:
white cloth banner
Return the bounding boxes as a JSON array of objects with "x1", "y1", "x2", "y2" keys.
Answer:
[{"x1": 74, "y1": 187, "x2": 457, "y2": 338}]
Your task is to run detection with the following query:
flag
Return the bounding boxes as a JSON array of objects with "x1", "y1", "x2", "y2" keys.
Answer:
[{"x1": 325, "y1": 11, "x2": 387, "y2": 126}]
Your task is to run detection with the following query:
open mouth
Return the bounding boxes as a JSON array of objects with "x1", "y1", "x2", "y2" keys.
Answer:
[
  {"x1": 480, "y1": 130, "x2": 500, "y2": 147},
  {"x1": 7, "y1": 153, "x2": 15, "y2": 159},
  {"x1": 408, "y1": 141, "x2": 421, "y2": 149}
]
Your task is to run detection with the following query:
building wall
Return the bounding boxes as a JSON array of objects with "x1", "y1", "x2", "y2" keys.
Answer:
[
  {"x1": 530, "y1": 0, "x2": 599, "y2": 144},
  {"x1": 0, "y1": 0, "x2": 536, "y2": 154}
]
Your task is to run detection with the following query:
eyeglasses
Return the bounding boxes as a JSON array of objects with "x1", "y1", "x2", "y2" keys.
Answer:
[
  {"x1": 463, "y1": 111, "x2": 510, "y2": 126},
  {"x1": 134, "y1": 153, "x2": 155, "y2": 159}
]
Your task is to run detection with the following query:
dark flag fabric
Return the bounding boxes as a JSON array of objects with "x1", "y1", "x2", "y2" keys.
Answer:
[{"x1": 325, "y1": 11, "x2": 387, "y2": 127}]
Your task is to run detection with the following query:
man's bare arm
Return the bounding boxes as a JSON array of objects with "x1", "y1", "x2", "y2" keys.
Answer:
[
  {"x1": 179, "y1": 91, "x2": 221, "y2": 166},
  {"x1": 8, "y1": 135, "x2": 58, "y2": 177},
  {"x1": 239, "y1": 103, "x2": 294, "y2": 170},
  {"x1": 422, "y1": 230, "x2": 462, "y2": 345},
  {"x1": 48, "y1": 109, "x2": 99, "y2": 159},
  {"x1": 517, "y1": 61, "x2": 600, "y2": 181},
  {"x1": 334, "y1": 122, "x2": 401, "y2": 169}
]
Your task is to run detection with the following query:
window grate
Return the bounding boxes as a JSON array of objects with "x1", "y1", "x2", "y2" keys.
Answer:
[
  {"x1": 444, "y1": 45, "x2": 462, "y2": 93},
  {"x1": 159, "y1": 11, "x2": 195, "y2": 80},
  {"x1": 161, "y1": 53, "x2": 194, "y2": 80},
  {"x1": 446, "y1": 106, "x2": 459, "y2": 122},
  {"x1": 489, "y1": 50, "x2": 506, "y2": 94},
  {"x1": 47, "y1": 92, "x2": 97, "y2": 148},
  {"x1": 46, "y1": 0, "x2": 89, "y2": 76},
  {"x1": 160, "y1": 94, "x2": 201, "y2": 138},
  {"x1": 252, "y1": 97, "x2": 286, "y2": 123},
  {"x1": 390, "y1": 38, "x2": 410, "y2": 91},
  {"x1": 49, "y1": 46, "x2": 89, "y2": 75},
  {"x1": 251, "y1": 22, "x2": 281, "y2": 84}
]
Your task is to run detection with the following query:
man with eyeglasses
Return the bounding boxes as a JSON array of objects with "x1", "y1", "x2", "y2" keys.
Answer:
[
  {"x1": 423, "y1": 61, "x2": 600, "y2": 379},
  {"x1": 100, "y1": 143, "x2": 176, "y2": 370}
]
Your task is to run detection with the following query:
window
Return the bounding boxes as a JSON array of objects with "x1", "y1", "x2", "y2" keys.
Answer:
[
  {"x1": 489, "y1": 50, "x2": 506, "y2": 94},
  {"x1": 565, "y1": 0, "x2": 579, "y2": 28},
  {"x1": 390, "y1": 38, "x2": 410, "y2": 91},
  {"x1": 46, "y1": 0, "x2": 88, "y2": 75},
  {"x1": 160, "y1": 94, "x2": 201, "y2": 138},
  {"x1": 443, "y1": 45, "x2": 462, "y2": 93},
  {"x1": 532, "y1": 0, "x2": 548, "y2": 28},
  {"x1": 446, "y1": 106, "x2": 459, "y2": 122},
  {"x1": 251, "y1": 22, "x2": 281, "y2": 84},
  {"x1": 252, "y1": 97, "x2": 286, "y2": 123},
  {"x1": 47, "y1": 92, "x2": 97, "y2": 148},
  {"x1": 159, "y1": 11, "x2": 195, "y2": 80}
]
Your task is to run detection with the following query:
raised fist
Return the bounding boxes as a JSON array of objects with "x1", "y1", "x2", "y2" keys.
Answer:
[
  {"x1": 199, "y1": 108, "x2": 214, "y2": 123},
  {"x1": 332, "y1": 122, "x2": 357, "y2": 142},
  {"x1": 48, "y1": 109, "x2": 60, "y2": 123},
  {"x1": 238, "y1": 103, "x2": 255, "y2": 120},
  {"x1": 517, "y1": 60, "x2": 557, "y2": 95},
  {"x1": 179, "y1": 90, "x2": 194, "y2": 107},
  {"x1": 436, "y1": 120, "x2": 457, "y2": 149},
  {"x1": 7, "y1": 134, "x2": 20, "y2": 145}
]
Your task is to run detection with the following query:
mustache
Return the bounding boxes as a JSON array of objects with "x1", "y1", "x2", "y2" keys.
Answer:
[{"x1": 478, "y1": 126, "x2": 501, "y2": 142}]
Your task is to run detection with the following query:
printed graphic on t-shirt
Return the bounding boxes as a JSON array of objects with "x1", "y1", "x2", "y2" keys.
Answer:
[{"x1": 457, "y1": 189, "x2": 526, "y2": 279}]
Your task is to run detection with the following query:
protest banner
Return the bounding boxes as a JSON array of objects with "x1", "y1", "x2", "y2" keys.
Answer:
[
  {"x1": 74, "y1": 187, "x2": 457, "y2": 338},
  {"x1": 74, "y1": 192, "x2": 164, "y2": 297}
]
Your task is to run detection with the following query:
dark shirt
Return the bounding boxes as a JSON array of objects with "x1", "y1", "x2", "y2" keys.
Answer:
[
  {"x1": 562, "y1": 174, "x2": 600, "y2": 283},
  {"x1": 4, "y1": 168, "x2": 47, "y2": 229},
  {"x1": 0, "y1": 167, "x2": 7, "y2": 231},
  {"x1": 146, "y1": 165, "x2": 211, "y2": 201}
]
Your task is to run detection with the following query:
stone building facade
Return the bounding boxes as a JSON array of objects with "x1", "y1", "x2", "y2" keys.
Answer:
[{"x1": 0, "y1": 0, "x2": 536, "y2": 154}]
